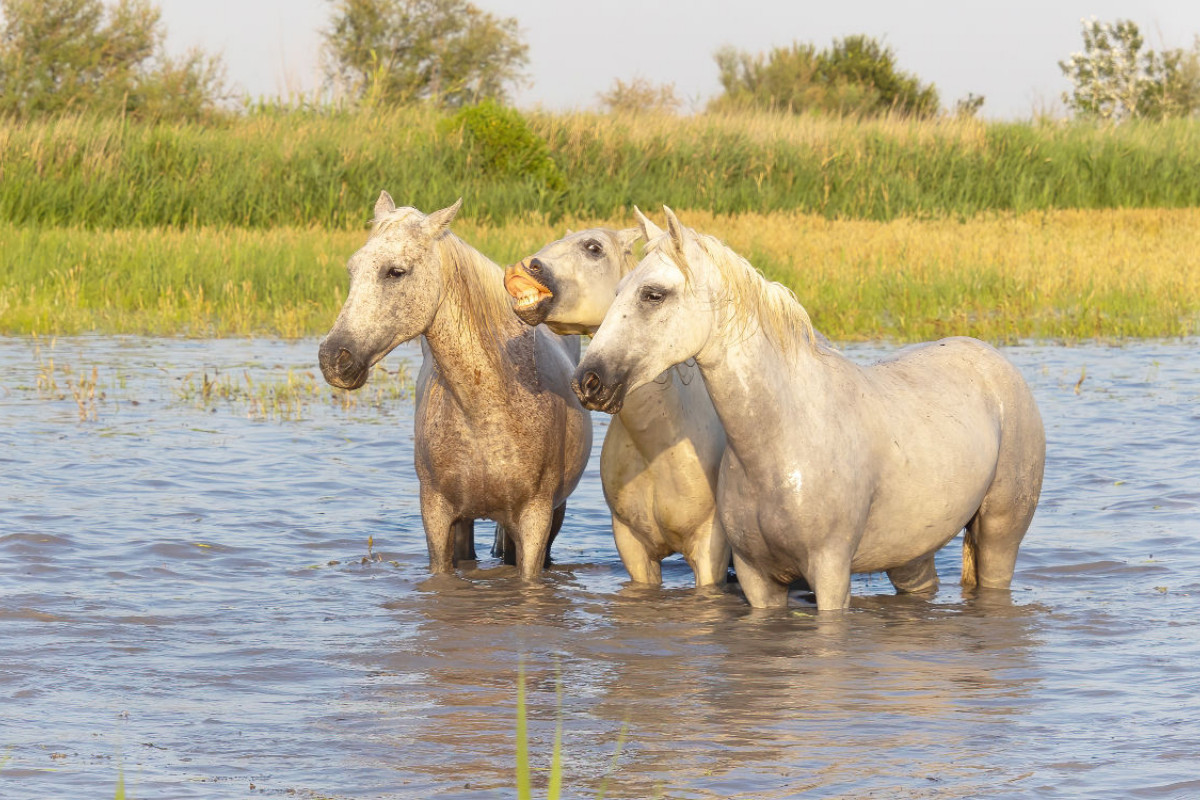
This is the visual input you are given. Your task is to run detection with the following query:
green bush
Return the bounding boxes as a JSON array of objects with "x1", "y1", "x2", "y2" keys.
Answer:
[{"x1": 442, "y1": 101, "x2": 566, "y2": 193}]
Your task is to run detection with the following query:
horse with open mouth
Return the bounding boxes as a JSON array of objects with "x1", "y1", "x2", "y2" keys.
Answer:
[
  {"x1": 319, "y1": 192, "x2": 592, "y2": 579},
  {"x1": 573, "y1": 208, "x2": 1045, "y2": 611},
  {"x1": 503, "y1": 217, "x2": 731, "y2": 587}
]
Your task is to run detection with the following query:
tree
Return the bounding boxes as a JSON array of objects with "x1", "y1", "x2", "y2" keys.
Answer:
[
  {"x1": 711, "y1": 35, "x2": 939, "y2": 118},
  {"x1": 597, "y1": 76, "x2": 681, "y2": 115},
  {"x1": 322, "y1": 0, "x2": 529, "y2": 108},
  {"x1": 0, "y1": 0, "x2": 227, "y2": 119},
  {"x1": 1059, "y1": 18, "x2": 1200, "y2": 120}
]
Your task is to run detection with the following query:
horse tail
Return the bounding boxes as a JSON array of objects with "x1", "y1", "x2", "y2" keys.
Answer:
[{"x1": 962, "y1": 515, "x2": 980, "y2": 588}]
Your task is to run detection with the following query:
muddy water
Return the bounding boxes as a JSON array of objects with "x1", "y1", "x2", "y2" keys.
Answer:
[{"x1": 1, "y1": 336, "x2": 1198, "y2": 800}]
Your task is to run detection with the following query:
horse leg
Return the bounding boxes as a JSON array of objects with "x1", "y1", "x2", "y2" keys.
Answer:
[
  {"x1": 963, "y1": 496, "x2": 1036, "y2": 590},
  {"x1": 732, "y1": 552, "x2": 788, "y2": 608},
  {"x1": 612, "y1": 517, "x2": 662, "y2": 585},
  {"x1": 887, "y1": 554, "x2": 939, "y2": 594},
  {"x1": 545, "y1": 502, "x2": 566, "y2": 567},
  {"x1": 453, "y1": 519, "x2": 476, "y2": 562},
  {"x1": 491, "y1": 523, "x2": 518, "y2": 565},
  {"x1": 686, "y1": 514, "x2": 730, "y2": 588},
  {"x1": 512, "y1": 501, "x2": 555, "y2": 581},
  {"x1": 420, "y1": 489, "x2": 457, "y2": 574},
  {"x1": 807, "y1": 548, "x2": 853, "y2": 612}
]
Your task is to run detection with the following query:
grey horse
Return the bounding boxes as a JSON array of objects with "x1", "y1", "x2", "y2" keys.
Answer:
[
  {"x1": 574, "y1": 208, "x2": 1045, "y2": 611},
  {"x1": 318, "y1": 193, "x2": 592, "y2": 579},
  {"x1": 503, "y1": 220, "x2": 730, "y2": 587}
]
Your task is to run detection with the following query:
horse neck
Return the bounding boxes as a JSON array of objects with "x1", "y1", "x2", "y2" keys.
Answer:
[
  {"x1": 422, "y1": 248, "x2": 529, "y2": 407},
  {"x1": 695, "y1": 321, "x2": 837, "y2": 468}
]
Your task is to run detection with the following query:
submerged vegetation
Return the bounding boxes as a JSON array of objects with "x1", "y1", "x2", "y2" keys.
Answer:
[
  {"x1": 3, "y1": 208, "x2": 1198, "y2": 342},
  {"x1": 23, "y1": 335, "x2": 414, "y2": 421}
]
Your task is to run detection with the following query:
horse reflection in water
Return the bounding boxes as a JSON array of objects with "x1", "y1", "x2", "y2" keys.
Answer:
[
  {"x1": 575, "y1": 208, "x2": 1046, "y2": 611},
  {"x1": 355, "y1": 573, "x2": 1040, "y2": 798},
  {"x1": 318, "y1": 193, "x2": 591, "y2": 579}
]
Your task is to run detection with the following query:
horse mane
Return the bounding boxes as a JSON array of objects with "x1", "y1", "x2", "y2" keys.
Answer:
[
  {"x1": 435, "y1": 232, "x2": 518, "y2": 352},
  {"x1": 647, "y1": 228, "x2": 822, "y2": 359}
]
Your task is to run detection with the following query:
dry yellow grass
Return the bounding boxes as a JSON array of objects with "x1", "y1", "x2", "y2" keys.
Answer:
[{"x1": 3, "y1": 209, "x2": 1198, "y2": 341}]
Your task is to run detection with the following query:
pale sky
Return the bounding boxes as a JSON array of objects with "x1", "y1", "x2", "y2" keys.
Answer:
[{"x1": 158, "y1": 0, "x2": 1200, "y2": 119}]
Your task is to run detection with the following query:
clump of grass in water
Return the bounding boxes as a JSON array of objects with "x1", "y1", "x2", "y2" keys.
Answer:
[
  {"x1": 176, "y1": 362, "x2": 413, "y2": 420},
  {"x1": 33, "y1": 345, "x2": 106, "y2": 421}
]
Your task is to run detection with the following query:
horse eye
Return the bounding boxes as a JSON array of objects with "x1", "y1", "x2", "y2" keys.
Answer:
[
  {"x1": 584, "y1": 240, "x2": 603, "y2": 256},
  {"x1": 386, "y1": 266, "x2": 406, "y2": 279},
  {"x1": 641, "y1": 287, "x2": 665, "y2": 304}
]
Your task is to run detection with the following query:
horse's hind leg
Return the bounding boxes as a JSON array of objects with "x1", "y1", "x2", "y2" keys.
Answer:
[
  {"x1": 963, "y1": 491, "x2": 1039, "y2": 590},
  {"x1": 887, "y1": 554, "x2": 939, "y2": 595},
  {"x1": 453, "y1": 519, "x2": 476, "y2": 562},
  {"x1": 491, "y1": 524, "x2": 517, "y2": 565},
  {"x1": 732, "y1": 552, "x2": 788, "y2": 608}
]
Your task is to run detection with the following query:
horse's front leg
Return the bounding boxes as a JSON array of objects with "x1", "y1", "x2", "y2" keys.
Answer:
[
  {"x1": 511, "y1": 500, "x2": 555, "y2": 581},
  {"x1": 686, "y1": 514, "x2": 731, "y2": 589},
  {"x1": 807, "y1": 547, "x2": 853, "y2": 612},
  {"x1": 732, "y1": 552, "x2": 788, "y2": 608},
  {"x1": 420, "y1": 487, "x2": 458, "y2": 573}
]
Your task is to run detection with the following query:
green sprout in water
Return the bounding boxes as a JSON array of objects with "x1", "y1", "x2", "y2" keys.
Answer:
[{"x1": 515, "y1": 662, "x2": 627, "y2": 800}]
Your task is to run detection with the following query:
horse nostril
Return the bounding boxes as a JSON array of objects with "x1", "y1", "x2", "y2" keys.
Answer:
[
  {"x1": 527, "y1": 257, "x2": 544, "y2": 274},
  {"x1": 582, "y1": 371, "x2": 601, "y2": 395},
  {"x1": 335, "y1": 348, "x2": 355, "y2": 372}
]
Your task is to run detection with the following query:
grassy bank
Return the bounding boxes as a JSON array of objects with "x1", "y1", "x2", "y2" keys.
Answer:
[
  {"x1": 3, "y1": 208, "x2": 1197, "y2": 341},
  {"x1": 3, "y1": 110, "x2": 1200, "y2": 227}
]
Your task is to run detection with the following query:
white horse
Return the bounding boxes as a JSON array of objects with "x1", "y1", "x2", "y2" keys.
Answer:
[
  {"x1": 319, "y1": 193, "x2": 592, "y2": 579},
  {"x1": 574, "y1": 208, "x2": 1045, "y2": 611},
  {"x1": 503, "y1": 219, "x2": 730, "y2": 586}
]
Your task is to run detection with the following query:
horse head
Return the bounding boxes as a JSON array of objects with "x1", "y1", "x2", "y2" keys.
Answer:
[
  {"x1": 503, "y1": 223, "x2": 644, "y2": 334},
  {"x1": 319, "y1": 192, "x2": 462, "y2": 389},
  {"x1": 573, "y1": 208, "x2": 718, "y2": 413}
]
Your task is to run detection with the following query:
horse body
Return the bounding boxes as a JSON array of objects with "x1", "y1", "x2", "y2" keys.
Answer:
[
  {"x1": 319, "y1": 193, "x2": 591, "y2": 579},
  {"x1": 503, "y1": 224, "x2": 730, "y2": 586},
  {"x1": 575, "y1": 209, "x2": 1044, "y2": 610}
]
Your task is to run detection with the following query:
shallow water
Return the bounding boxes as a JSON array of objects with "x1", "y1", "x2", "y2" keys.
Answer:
[{"x1": 1, "y1": 336, "x2": 1198, "y2": 800}]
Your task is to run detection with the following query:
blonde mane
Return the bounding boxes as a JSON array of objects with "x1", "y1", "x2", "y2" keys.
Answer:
[{"x1": 648, "y1": 228, "x2": 820, "y2": 359}]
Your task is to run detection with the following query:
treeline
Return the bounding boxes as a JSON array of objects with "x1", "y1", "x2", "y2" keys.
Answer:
[{"x1": 3, "y1": 108, "x2": 1200, "y2": 228}]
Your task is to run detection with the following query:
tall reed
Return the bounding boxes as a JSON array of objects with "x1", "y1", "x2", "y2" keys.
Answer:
[{"x1": 3, "y1": 110, "x2": 1200, "y2": 228}]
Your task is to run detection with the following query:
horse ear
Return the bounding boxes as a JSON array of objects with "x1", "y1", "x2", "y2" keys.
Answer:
[
  {"x1": 564, "y1": 228, "x2": 575, "y2": 236},
  {"x1": 633, "y1": 206, "x2": 664, "y2": 240},
  {"x1": 425, "y1": 197, "x2": 463, "y2": 236},
  {"x1": 663, "y1": 206, "x2": 687, "y2": 260},
  {"x1": 374, "y1": 190, "x2": 396, "y2": 220},
  {"x1": 616, "y1": 227, "x2": 643, "y2": 251}
]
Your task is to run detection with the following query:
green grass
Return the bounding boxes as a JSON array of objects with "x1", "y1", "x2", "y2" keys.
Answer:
[
  {"x1": 3, "y1": 109, "x2": 1200, "y2": 228},
  {"x1": 3, "y1": 209, "x2": 1197, "y2": 342}
]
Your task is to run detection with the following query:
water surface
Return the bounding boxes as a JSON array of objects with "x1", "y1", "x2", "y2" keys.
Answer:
[{"x1": 1, "y1": 336, "x2": 1198, "y2": 799}]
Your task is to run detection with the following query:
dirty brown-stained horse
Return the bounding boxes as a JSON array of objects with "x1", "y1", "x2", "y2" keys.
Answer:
[{"x1": 319, "y1": 193, "x2": 592, "y2": 579}]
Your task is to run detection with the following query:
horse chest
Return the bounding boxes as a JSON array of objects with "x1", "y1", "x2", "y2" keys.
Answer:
[{"x1": 415, "y1": 395, "x2": 549, "y2": 513}]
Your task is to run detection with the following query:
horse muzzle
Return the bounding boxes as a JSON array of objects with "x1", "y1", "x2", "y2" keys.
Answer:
[
  {"x1": 572, "y1": 365, "x2": 625, "y2": 414},
  {"x1": 504, "y1": 258, "x2": 555, "y2": 327},
  {"x1": 318, "y1": 339, "x2": 370, "y2": 390}
]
